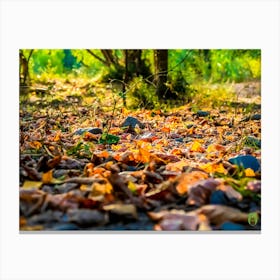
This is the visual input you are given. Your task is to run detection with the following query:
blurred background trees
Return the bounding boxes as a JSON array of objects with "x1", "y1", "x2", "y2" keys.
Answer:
[{"x1": 19, "y1": 49, "x2": 261, "y2": 108}]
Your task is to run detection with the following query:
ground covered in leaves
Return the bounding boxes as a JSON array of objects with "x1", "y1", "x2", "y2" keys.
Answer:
[{"x1": 20, "y1": 79, "x2": 261, "y2": 231}]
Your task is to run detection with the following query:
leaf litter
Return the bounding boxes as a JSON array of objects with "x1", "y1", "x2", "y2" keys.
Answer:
[{"x1": 20, "y1": 80, "x2": 261, "y2": 231}]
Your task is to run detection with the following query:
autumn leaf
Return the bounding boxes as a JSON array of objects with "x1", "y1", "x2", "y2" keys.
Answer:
[
  {"x1": 206, "y1": 143, "x2": 226, "y2": 153},
  {"x1": 29, "y1": 141, "x2": 42, "y2": 150},
  {"x1": 194, "y1": 205, "x2": 248, "y2": 225},
  {"x1": 42, "y1": 169, "x2": 62, "y2": 184},
  {"x1": 175, "y1": 171, "x2": 209, "y2": 195},
  {"x1": 187, "y1": 178, "x2": 221, "y2": 206},
  {"x1": 53, "y1": 131, "x2": 61, "y2": 141},
  {"x1": 200, "y1": 162, "x2": 227, "y2": 175},
  {"x1": 96, "y1": 150, "x2": 110, "y2": 158},
  {"x1": 42, "y1": 170, "x2": 54, "y2": 184},
  {"x1": 91, "y1": 181, "x2": 113, "y2": 195},
  {"x1": 245, "y1": 168, "x2": 255, "y2": 177},
  {"x1": 127, "y1": 180, "x2": 137, "y2": 193},
  {"x1": 166, "y1": 160, "x2": 189, "y2": 172},
  {"x1": 137, "y1": 147, "x2": 151, "y2": 163},
  {"x1": 190, "y1": 141, "x2": 205, "y2": 152},
  {"x1": 161, "y1": 126, "x2": 171, "y2": 133},
  {"x1": 22, "y1": 180, "x2": 43, "y2": 190}
]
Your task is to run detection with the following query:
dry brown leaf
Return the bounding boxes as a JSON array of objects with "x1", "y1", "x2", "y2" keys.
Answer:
[
  {"x1": 218, "y1": 184, "x2": 243, "y2": 201},
  {"x1": 175, "y1": 171, "x2": 209, "y2": 195},
  {"x1": 103, "y1": 204, "x2": 138, "y2": 220},
  {"x1": 187, "y1": 178, "x2": 221, "y2": 206},
  {"x1": 195, "y1": 205, "x2": 248, "y2": 225}
]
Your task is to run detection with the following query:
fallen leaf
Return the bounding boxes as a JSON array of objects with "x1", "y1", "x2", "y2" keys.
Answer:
[
  {"x1": 103, "y1": 204, "x2": 138, "y2": 220},
  {"x1": 195, "y1": 205, "x2": 248, "y2": 225},
  {"x1": 68, "y1": 208, "x2": 108, "y2": 226},
  {"x1": 22, "y1": 180, "x2": 43, "y2": 190},
  {"x1": 29, "y1": 141, "x2": 42, "y2": 150},
  {"x1": 175, "y1": 171, "x2": 209, "y2": 195},
  {"x1": 200, "y1": 162, "x2": 227, "y2": 175},
  {"x1": 42, "y1": 170, "x2": 53, "y2": 184},
  {"x1": 127, "y1": 180, "x2": 137, "y2": 193},
  {"x1": 245, "y1": 168, "x2": 255, "y2": 177},
  {"x1": 245, "y1": 180, "x2": 261, "y2": 193},
  {"x1": 166, "y1": 160, "x2": 189, "y2": 172},
  {"x1": 187, "y1": 178, "x2": 221, "y2": 206},
  {"x1": 190, "y1": 141, "x2": 205, "y2": 152},
  {"x1": 137, "y1": 147, "x2": 151, "y2": 163}
]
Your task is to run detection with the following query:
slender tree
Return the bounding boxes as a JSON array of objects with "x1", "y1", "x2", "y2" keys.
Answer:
[{"x1": 154, "y1": 50, "x2": 172, "y2": 99}]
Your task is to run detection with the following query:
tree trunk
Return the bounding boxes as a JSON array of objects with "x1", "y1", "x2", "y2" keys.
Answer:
[
  {"x1": 124, "y1": 50, "x2": 151, "y2": 82},
  {"x1": 154, "y1": 50, "x2": 172, "y2": 99},
  {"x1": 20, "y1": 49, "x2": 33, "y2": 87}
]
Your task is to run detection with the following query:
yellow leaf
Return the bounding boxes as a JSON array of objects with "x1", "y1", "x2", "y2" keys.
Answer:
[
  {"x1": 29, "y1": 141, "x2": 42, "y2": 150},
  {"x1": 80, "y1": 184, "x2": 92, "y2": 191},
  {"x1": 245, "y1": 168, "x2": 255, "y2": 177},
  {"x1": 22, "y1": 180, "x2": 43, "y2": 190},
  {"x1": 128, "y1": 180, "x2": 137, "y2": 192},
  {"x1": 42, "y1": 170, "x2": 53, "y2": 184},
  {"x1": 206, "y1": 144, "x2": 225, "y2": 153},
  {"x1": 190, "y1": 141, "x2": 205, "y2": 152},
  {"x1": 92, "y1": 181, "x2": 113, "y2": 195},
  {"x1": 200, "y1": 162, "x2": 227, "y2": 175}
]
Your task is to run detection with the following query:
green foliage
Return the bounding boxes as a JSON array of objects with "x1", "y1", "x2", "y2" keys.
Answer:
[
  {"x1": 99, "y1": 134, "x2": 120, "y2": 144},
  {"x1": 22, "y1": 49, "x2": 261, "y2": 86},
  {"x1": 66, "y1": 141, "x2": 93, "y2": 158},
  {"x1": 126, "y1": 77, "x2": 159, "y2": 109},
  {"x1": 189, "y1": 82, "x2": 236, "y2": 108}
]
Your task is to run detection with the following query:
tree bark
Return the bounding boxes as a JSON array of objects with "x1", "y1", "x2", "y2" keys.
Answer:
[
  {"x1": 20, "y1": 49, "x2": 33, "y2": 86},
  {"x1": 154, "y1": 50, "x2": 171, "y2": 99}
]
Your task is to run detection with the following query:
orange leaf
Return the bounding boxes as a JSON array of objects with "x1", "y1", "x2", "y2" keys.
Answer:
[
  {"x1": 176, "y1": 171, "x2": 208, "y2": 195},
  {"x1": 97, "y1": 150, "x2": 110, "y2": 158},
  {"x1": 53, "y1": 131, "x2": 61, "y2": 142},
  {"x1": 166, "y1": 160, "x2": 189, "y2": 172},
  {"x1": 245, "y1": 168, "x2": 255, "y2": 177},
  {"x1": 42, "y1": 170, "x2": 53, "y2": 184},
  {"x1": 161, "y1": 127, "x2": 171, "y2": 133},
  {"x1": 170, "y1": 148, "x2": 184, "y2": 156},
  {"x1": 29, "y1": 141, "x2": 42, "y2": 150},
  {"x1": 137, "y1": 147, "x2": 151, "y2": 163}
]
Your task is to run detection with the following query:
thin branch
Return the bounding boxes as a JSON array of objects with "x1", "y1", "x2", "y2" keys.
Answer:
[{"x1": 86, "y1": 49, "x2": 109, "y2": 66}]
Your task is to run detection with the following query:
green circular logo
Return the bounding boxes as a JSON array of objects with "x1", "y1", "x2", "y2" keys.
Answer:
[{"x1": 248, "y1": 212, "x2": 259, "y2": 226}]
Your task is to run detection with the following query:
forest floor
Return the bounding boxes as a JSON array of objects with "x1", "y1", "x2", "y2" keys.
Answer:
[{"x1": 19, "y1": 79, "x2": 261, "y2": 231}]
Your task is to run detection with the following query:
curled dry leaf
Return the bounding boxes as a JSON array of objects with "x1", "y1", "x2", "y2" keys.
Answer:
[
  {"x1": 103, "y1": 204, "x2": 138, "y2": 220},
  {"x1": 245, "y1": 180, "x2": 261, "y2": 193},
  {"x1": 194, "y1": 205, "x2": 248, "y2": 225},
  {"x1": 68, "y1": 208, "x2": 108, "y2": 226},
  {"x1": 218, "y1": 183, "x2": 242, "y2": 201},
  {"x1": 187, "y1": 178, "x2": 221, "y2": 206},
  {"x1": 148, "y1": 209, "x2": 203, "y2": 231},
  {"x1": 175, "y1": 171, "x2": 209, "y2": 195}
]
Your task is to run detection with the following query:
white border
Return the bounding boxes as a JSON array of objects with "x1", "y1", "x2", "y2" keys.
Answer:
[{"x1": 1, "y1": 1, "x2": 279, "y2": 280}]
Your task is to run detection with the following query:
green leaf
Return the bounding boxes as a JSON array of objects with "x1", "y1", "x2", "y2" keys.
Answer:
[{"x1": 98, "y1": 133, "x2": 120, "y2": 144}]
